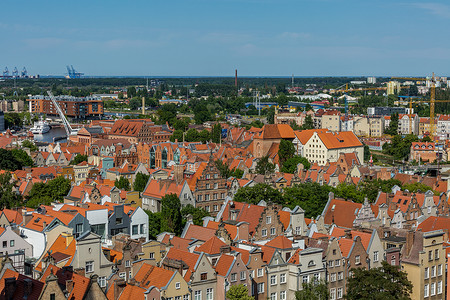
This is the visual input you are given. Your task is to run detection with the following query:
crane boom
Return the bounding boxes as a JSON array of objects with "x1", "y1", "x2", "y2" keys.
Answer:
[{"x1": 46, "y1": 91, "x2": 74, "y2": 136}]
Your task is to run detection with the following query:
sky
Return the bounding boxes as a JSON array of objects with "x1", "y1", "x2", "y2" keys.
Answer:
[{"x1": 1, "y1": 0, "x2": 450, "y2": 77}]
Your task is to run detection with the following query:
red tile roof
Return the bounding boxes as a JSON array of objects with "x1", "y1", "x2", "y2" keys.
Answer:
[
  {"x1": 418, "y1": 216, "x2": 450, "y2": 233},
  {"x1": 134, "y1": 263, "x2": 175, "y2": 289},
  {"x1": 214, "y1": 254, "x2": 235, "y2": 276},
  {"x1": 183, "y1": 224, "x2": 216, "y2": 241},
  {"x1": 0, "y1": 269, "x2": 44, "y2": 300},
  {"x1": 265, "y1": 236, "x2": 293, "y2": 249},
  {"x1": 40, "y1": 264, "x2": 90, "y2": 300},
  {"x1": 196, "y1": 236, "x2": 227, "y2": 254}
]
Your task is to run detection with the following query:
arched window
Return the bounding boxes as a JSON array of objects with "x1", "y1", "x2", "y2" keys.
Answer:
[
  {"x1": 162, "y1": 148, "x2": 168, "y2": 169},
  {"x1": 150, "y1": 147, "x2": 156, "y2": 168}
]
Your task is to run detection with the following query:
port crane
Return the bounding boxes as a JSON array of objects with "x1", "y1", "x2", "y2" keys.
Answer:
[
  {"x1": 391, "y1": 73, "x2": 450, "y2": 139},
  {"x1": 47, "y1": 91, "x2": 78, "y2": 136}
]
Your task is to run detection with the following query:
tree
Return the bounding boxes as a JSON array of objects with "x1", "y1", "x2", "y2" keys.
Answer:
[
  {"x1": 295, "y1": 280, "x2": 329, "y2": 300},
  {"x1": 226, "y1": 284, "x2": 253, "y2": 300},
  {"x1": 115, "y1": 176, "x2": 131, "y2": 191},
  {"x1": 364, "y1": 144, "x2": 371, "y2": 161},
  {"x1": 144, "y1": 210, "x2": 162, "y2": 240},
  {"x1": 255, "y1": 156, "x2": 275, "y2": 175},
  {"x1": 10, "y1": 149, "x2": 33, "y2": 167},
  {"x1": 160, "y1": 194, "x2": 183, "y2": 235},
  {"x1": 233, "y1": 183, "x2": 283, "y2": 205},
  {"x1": 0, "y1": 172, "x2": 22, "y2": 209},
  {"x1": 129, "y1": 97, "x2": 141, "y2": 110},
  {"x1": 281, "y1": 156, "x2": 310, "y2": 173},
  {"x1": 402, "y1": 182, "x2": 435, "y2": 194},
  {"x1": 133, "y1": 172, "x2": 150, "y2": 192},
  {"x1": 346, "y1": 261, "x2": 413, "y2": 300},
  {"x1": 181, "y1": 204, "x2": 210, "y2": 226},
  {"x1": 384, "y1": 113, "x2": 399, "y2": 135},
  {"x1": 302, "y1": 115, "x2": 314, "y2": 130},
  {"x1": 21, "y1": 140, "x2": 37, "y2": 151},
  {"x1": 127, "y1": 86, "x2": 136, "y2": 98},
  {"x1": 157, "y1": 103, "x2": 178, "y2": 125},
  {"x1": 334, "y1": 183, "x2": 365, "y2": 203},
  {"x1": 278, "y1": 139, "x2": 295, "y2": 166},
  {"x1": 0, "y1": 149, "x2": 27, "y2": 171},
  {"x1": 211, "y1": 123, "x2": 222, "y2": 143},
  {"x1": 359, "y1": 179, "x2": 402, "y2": 202},
  {"x1": 26, "y1": 176, "x2": 71, "y2": 208},
  {"x1": 267, "y1": 107, "x2": 275, "y2": 124},
  {"x1": 283, "y1": 182, "x2": 334, "y2": 218},
  {"x1": 70, "y1": 154, "x2": 88, "y2": 165},
  {"x1": 382, "y1": 134, "x2": 418, "y2": 160}
]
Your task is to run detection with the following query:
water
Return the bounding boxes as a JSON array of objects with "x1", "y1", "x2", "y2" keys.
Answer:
[{"x1": 33, "y1": 127, "x2": 67, "y2": 143}]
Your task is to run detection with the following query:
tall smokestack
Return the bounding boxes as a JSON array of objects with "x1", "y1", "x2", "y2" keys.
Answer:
[
  {"x1": 142, "y1": 97, "x2": 145, "y2": 115},
  {"x1": 235, "y1": 69, "x2": 238, "y2": 87}
]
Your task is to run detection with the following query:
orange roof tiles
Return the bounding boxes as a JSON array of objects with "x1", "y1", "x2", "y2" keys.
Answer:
[
  {"x1": 318, "y1": 131, "x2": 363, "y2": 149},
  {"x1": 265, "y1": 235, "x2": 293, "y2": 249},
  {"x1": 24, "y1": 213, "x2": 57, "y2": 232},
  {"x1": 323, "y1": 199, "x2": 363, "y2": 228},
  {"x1": 418, "y1": 216, "x2": 450, "y2": 233},
  {"x1": 165, "y1": 248, "x2": 200, "y2": 281},
  {"x1": 196, "y1": 236, "x2": 227, "y2": 254},
  {"x1": 214, "y1": 254, "x2": 235, "y2": 276},
  {"x1": 338, "y1": 238, "x2": 354, "y2": 257},
  {"x1": 1, "y1": 209, "x2": 23, "y2": 225},
  {"x1": 0, "y1": 269, "x2": 44, "y2": 300},
  {"x1": 206, "y1": 221, "x2": 238, "y2": 240},
  {"x1": 134, "y1": 263, "x2": 175, "y2": 289},
  {"x1": 255, "y1": 124, "x2": 295, "y2": 139},
  {"x1": 40, "y1": 264, "x2": 90, "y2": 300},
  {"x1": 183, "y1": 224, "x2": 216, "y2": 241}
]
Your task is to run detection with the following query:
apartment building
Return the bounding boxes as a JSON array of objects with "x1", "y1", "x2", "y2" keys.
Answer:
[
  {"x1": 27, "y1": 95, "x2": 103, "y2": 119},
  {"x1": 322, "y1": 110, "x2": 341, "y2": 132},
  {"x1": 398, "y1": 114, "x2": 419, "y2": 135}
]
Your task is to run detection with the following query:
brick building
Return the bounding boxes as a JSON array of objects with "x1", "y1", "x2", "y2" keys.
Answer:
[{"x1": 27, "y1": 95, "x2": 103, "y2": 119}]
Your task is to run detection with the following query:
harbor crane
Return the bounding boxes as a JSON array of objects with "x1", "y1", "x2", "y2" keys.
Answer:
[{"x1": 46, "y1": 91, "x2": 79, "y2": 136}]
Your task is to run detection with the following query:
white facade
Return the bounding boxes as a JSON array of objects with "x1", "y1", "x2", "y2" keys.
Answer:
[
  {"x1": 130, "y1": 207, "x2": 149, "y2": 241},
  {"x1": 18, "y1": 226, "x2": 46, "y2": 259},
  {"x1": 0, "y1": 226, "x2": 33, "y2": 257}
]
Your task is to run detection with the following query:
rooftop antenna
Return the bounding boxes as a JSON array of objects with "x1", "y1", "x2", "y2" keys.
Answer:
[{"x1": 292, "y1": 74, "x2": 294, "y2": 88}]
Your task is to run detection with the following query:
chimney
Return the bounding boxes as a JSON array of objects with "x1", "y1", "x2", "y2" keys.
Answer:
[
  {"x1": 114, "y1": 279, "x2": 127, "y2": 300},
  {"x1": 42, "y1": 221, "x2": 46, "y2": 230},
  {"x1": 237, "y1": 222, "x2": 249, "y2": 241},
  {"x1": 23, "y1": 278, "x2": 33, "y2": 298},
  {"x1": 5, "y1": 277, "x2": 17, "y2": 299},
  {"x1": 173, "y1": 164, "x2": 184, "y2": 184},
  {"x1": 66, "y1": 280, "x2": 74, "y2": 294},
  {"x1": 220, "y1": 245, "x2": 231, "y2": 254},
  {"x1": 344, "y1": 229, "x2": 352, "y2": 239},
  {"x1": 405, "y1": 230, "x2": 415, "y2": 256}
]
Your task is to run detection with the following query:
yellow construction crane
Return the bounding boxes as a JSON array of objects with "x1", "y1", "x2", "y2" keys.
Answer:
[{"x1": 392, "y1": 73, "x2": 450, "y2": 139}]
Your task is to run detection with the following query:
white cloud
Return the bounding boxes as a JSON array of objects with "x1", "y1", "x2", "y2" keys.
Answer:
[{"x1": 411, "y1": 2, "x2": 450, "y2": 18}]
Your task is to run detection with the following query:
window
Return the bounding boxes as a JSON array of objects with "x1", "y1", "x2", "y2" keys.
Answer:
[
  {"x1": 431, "y1": 266, "x2": 436, "y2": 278},
  {"x1": 206, "y1": 288, "x2": 213, "y2": 300},
  {"x1": 128, "y1": 271, "x2": 132, "y2": 279},
  {"x1": 391, "y1": 256, "x2": 396, "y2": 266},
  {"x1": 430, "y1": 282, "x2": 436, "y2": 296},
  {"x1": 240, "y1": 271, "x2": 246, "y2": 280},
  {"x1": 314, "y1": 273, "x2": 320, "y2": 282},
  {"x1": 424, "y1": 284, "x2": 429, "y2": 297},
  {"x1": 280, "y1": 291, "x2": 286, "y2": 300},
  {"x1": 435, "y1": 249, "x2": 439, "y2": 260},
  {"x1": 149, "y1": 252, "x2": 155, "y2": 259},
  {"x1": 270, "y1": 227, "x2": 276, "y2": 235},
  {"x1": 175, "y1": 297, "x2": 181, "y2": 300},
  {"x1": 428, "y1": 250, "x2": 433, "y2": 261},
  {"x1": 328, "y1": 260, "x2": 334, "y2": 267},
  {"x1": 98, "y1": 276, "x2": 106, "y2": 288},
  {"x1": 201, "y1": 273, "x2": 207, "y2": 280},
  {"x1": 438, "y1": 264, "x2": 442, "y2": 276},
  {"x1": 257, "y1": 268, "x2": 263, "y2": 277},
  {"x1": 205, "y1": 194, "x2": 210, "y2": 201},
  {"x1": 85, "y1": 261, "x2": 94, "y2": 273},
  {"x1": 214, "y1": 183, "x2": 218, "y2": 189},
  {"x1": 330, "y1": 273, "x2": 336, "y2": 282},
  {"x1": 337, "y1": 288, "x2": 343, "y2": 299},
  {"x1": 206, "y1": 184, "x2": 210, "y2": 189},
  {"x1": 373, "y1": 251, "x2": 379, "y2": 262},
  {"x1": 125, "y1": 260, "x2": 130, "y2": 267},
  {"x1": 257, "y1": 282, "x2": 264, "y2": 294},
  {"x1": 270, "y1": 275, "x2": 277, "y2": 285},
  {"x1": 198, "y1": 195, "x2": 202, "y2": 201},
  {"x1": 355, "y1": 255, "x2": 360, "y2": 265},
  {"x1": 330, "y1": 288, "x2": 336, "y2": 300},
  {"x1": 231, "y1": 273, "x2": 237, "y2": 282},
  {"x1": 302, "y1": 275, "x2": 308, "y2": 283},
  {"x1": 270, "y1": 292, "x2": 277, "y2": 300},
  {"x1": 50, "y1": 294, "x2": 55, "y2": 300},
  {"x1": 175, "y1": 282, "x2": 181, "y2": 289},
  {"x1": 280, "y1": 273, "x2": 286, "y2": 283},
  {"x1": 262, "y1": 229, "x2": 267, "y2": 237},
  {"x1": 119, "y1": 272, "x2": 126, "y2": 279},
  {"x1": 132, "y1": 225, "x2": 138, "y2": 235},
  {"x1": 266, "y1": 216, "x2": 272, "y2": 224},
  {"x1": 194, "y1": 290, "x2": 201, "y2": 300},
  {"x1": 213, "y1": 205, "x2": 218, "y2": 211},
  {"x1": 437, "y1": 281, "x2": 442, "y2": 294},
  {"x1": 140, "y1": 224, "x2": 144, "y2": 234},
  {"x1": 335, "y1": 259, "x2": 340, "y2": 267},
  {"x1": 337, "y1": 272, "x2": 343, "y2": 281}
]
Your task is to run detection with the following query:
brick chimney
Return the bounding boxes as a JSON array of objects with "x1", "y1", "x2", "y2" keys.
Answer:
[
  {"x1": 23, "y1": 278, "x2": 33, "y2": 299},
  {"x1": 114, "y1": 279, "x2": 127, "y2": 300},
  {"x1": 405, "y1": 230, "x2": 415, "y2": 256},
  {"x1": 344, "y1": 229, "x2": 352, "y2": 239},
  {"x1": 220, "y1": 245, "x2": 231, "y2": 254},
  {"x1": 5, "y1": 277, "x2": 16, "y2": 299},
  {"x1": 66, "y1": 280, "x2": 74, "y2": 294}
]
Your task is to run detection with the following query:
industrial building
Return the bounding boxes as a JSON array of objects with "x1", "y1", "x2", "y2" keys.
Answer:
[
  {"x1": 367, "y1": 106, "x2": 407, "y2": 116},
  {"x1": 27, "y1": 95, "x2": 104, "y2": 119}
]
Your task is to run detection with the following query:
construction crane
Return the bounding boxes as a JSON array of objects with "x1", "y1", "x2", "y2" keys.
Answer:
[
  {"x1": 66, "y1": 65, "x2": 84, "y2": 79},
  {"x1": 3, "y1": 67, "x2": 9, "y2": 78},
  {"x1": 47, "y1": 91, "x2": 78, "y2": 136},
  {"x1": 12, "y1": 67, "x2": 19, "y2": 78},
  {"x1": 21, "y1": 67, "x2": 27, "y2": 78},
  {"x1": 391, "y1": 73, "x2": 450, "y2": 139}
]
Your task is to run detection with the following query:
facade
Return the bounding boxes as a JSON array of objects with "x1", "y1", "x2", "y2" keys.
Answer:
[
  {"x1": 398, "y1": 114, "x2": 419, "y2": 135},
  {"x1": 27, "y1": 95, "x2": 103, "y2": 119},
  {"x1": 321, "y1": 110, "x2": 341, "y2": 132}
]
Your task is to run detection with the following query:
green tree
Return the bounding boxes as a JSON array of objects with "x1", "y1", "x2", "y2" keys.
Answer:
[
  {"x1": 173, "y1": 118, "x2": 190, "y2": 132},
  {"x1": 127, "y1": 86, "x2": 136, "y2": 98},
  {"x1": 115, "y1": 176, "x2": 131, "y2": 191},
  {"x1": 384, "y1": 113, "x2": 399, "y2": 135},
  {"x1": 160, "y1": 194, "x2": 183, "y2": 235},
  {"x1": 0, "y1": 172, "x2": 22, "y2": 209},
  {"x1": 281, "y1": 156, "x2": 310, "y2": 173},
  {"x1": 21, "y1": 140, "x2": 37, "y2": 151},
  {"x1": 233, "y1": 183, "x2": 283, "y2": 205},
  {"x1": 302, "y1": 115, "x2": 314, "y2": 130},
  {"x1": 346, "y1": 261, "x2": 412, "y2": 300},
  {"x1": 129, "y1": 97, "x2": 141, "y2": 110},
  {"x1": 211, "y1": 123, "x2": 222, "y2": 143},
  {"x1": 359, "y1": 179, "x2": 402, "y2": 202},
  {"x1": 334, "y1": 183, "x2": 365, "y2": 203},
  {"x1": 382, "y1": 134, "x2": 418, "y2": 160},
  {"x1": 181, "y1": 204, "x2": 210, "y2": 226},
  {"x1": 283, "y1": 182, "x2": 334, "y2": 218},
  {"x1": 255, "y1": 156, "x2": 275, "y2": 175},
  {"x1": 226, "y1": 284, "x2": 253, "y2": 300},
  {"x1": 278, "y1": 139, "x2": 295, "y2": 166},
  {"x1": 10, "y1": 149, "x2": 33, "y2": 167},
  {"x1": 133, "y1": 172, "x2": 150, "y2": 192},
  {"x1": 26, "y1": 176, "x2": 71, "y2": 207},
  {"x1": 0, "y1": 149, "x2": 26, "y2": 171},
  {"x1": 295, "y1": 280, "x2": 329, "y2": 300},
  {"x1": 364, "y1": 144, "x2": 371, "y2": 162},
  {"x1": 70, "y1": 154, "x2": 88, "y2": 165},
  {"x1": 144, "y1": 210, "x2": 162, "y2": 240},
  {"x1": 157, "y1": 103, "x2": 178, "y2": 125},
  {"x1": 267, "y1": 107, "x2": 275, "y2": 124},
  {"x1": 402, "y1": 182, "x2": 435, "y2": 194}
]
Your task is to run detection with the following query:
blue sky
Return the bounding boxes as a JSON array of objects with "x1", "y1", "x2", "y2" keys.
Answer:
[{"x1": 1, "y1": 0, "x2": 450, "y2": 76}]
